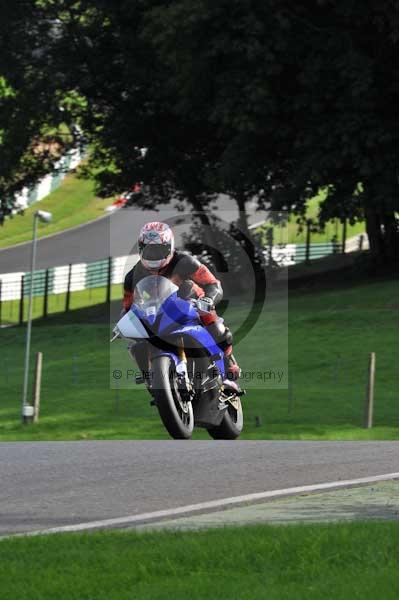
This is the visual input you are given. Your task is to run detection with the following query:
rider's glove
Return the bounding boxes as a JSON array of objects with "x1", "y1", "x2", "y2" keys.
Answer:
[
  {"x1": 178, "y1": 280, "x2": 194, "y2": 300},
  {"x1": 196, "y1": 296, "x2": 214, "y2": 313}
]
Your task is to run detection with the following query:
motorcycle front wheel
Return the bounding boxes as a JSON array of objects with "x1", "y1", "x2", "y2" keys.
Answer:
[{"x1": 152, "y1": 355, "x2": 194, "y2": 440}]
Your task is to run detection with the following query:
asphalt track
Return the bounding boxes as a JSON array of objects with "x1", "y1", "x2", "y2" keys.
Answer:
[
  {"x1": 1, "y1": 440, "x2": 398, "y2": 536},
  {"x1": 0, "y1": 197, "x2": 266, "y2": 273},
  {"x1": 0, "y1": 208, "x2": 163, "y2": 273}
]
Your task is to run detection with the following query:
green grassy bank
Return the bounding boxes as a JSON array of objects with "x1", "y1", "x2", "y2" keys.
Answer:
[
  {"x1": 0, "y1": 173, "x2": 112, "y2": 249},
  {"x1": 1, "y1": 273, "x2": 399, "y2": 440},
  {"x1": 1, "y1": 522, "x2": 399, "y2": 599}
]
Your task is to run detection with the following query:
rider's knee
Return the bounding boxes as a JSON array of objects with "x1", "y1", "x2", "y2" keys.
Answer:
[{"x1": 207, "y1": 319, "x2": 233, "y2": 346}]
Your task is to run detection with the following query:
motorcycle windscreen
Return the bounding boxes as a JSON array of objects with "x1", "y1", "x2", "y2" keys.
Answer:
[
  {"x1": 134, "y1": 275, "x2": 179, "y2": 314},
  {"x1": 116, "y1": 310, "x2": 149, "y2": 339}
]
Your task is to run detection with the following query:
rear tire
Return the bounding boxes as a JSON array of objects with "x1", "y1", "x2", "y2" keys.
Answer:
[
  {"x1": 207, "y1": 398, "x2": 243, "y2": 440},
  {"x1": 152, "y1": 356, "x2": 194, "y2": 440}
]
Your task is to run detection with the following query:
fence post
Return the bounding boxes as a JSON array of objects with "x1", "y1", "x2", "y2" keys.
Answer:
[
  {"x1": 363, "y1": 352, "x2": 376, "y2": 429},
  {"x1": 72, "y1": 354, "x2": 79, "y2": 386},
  {"x1": 106, "y1": 256, "x2": 112, "y2": 304},
  {"x1": 19, "y1": 275, "x2": 25, "y2": 325},
  {"x1": 288, "y1": 371, "x2": 294, "y2": 415},
  {"x1": 114, "y1": 380, "x2": 120, "y2": 413},
  {"x1": 3, "y1": 356, "x2": 9, "y2": 386},
  {"x1": 43, "y1": 269, "x2": 49, "y2": 318},
  {"x1": 65, "y1": 264, "x2": 72, "y2": 312},
  {"x1": 32, "y1": 352, "x2": 43, "y2": 423},
  {"x1": 342, "y1": 219, "x2": 347, "y2": 253},
  {"x1": 305, "y1": 220, "x2": 311, "y2": 264}
]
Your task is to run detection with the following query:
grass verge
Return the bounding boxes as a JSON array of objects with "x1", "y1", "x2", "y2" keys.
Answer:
[
  {"x1": 0, "y1": 173, "x2": 112, "y2": 249},
  {"x1": 1, "y1": 522, "x2": 399, "y2": 599},
  {"x1": 260, "y1": 193, "x2": 365, "y2": 244},
  {"x1": 1, "y1": 273, "x2": 399, "y2": 440}
]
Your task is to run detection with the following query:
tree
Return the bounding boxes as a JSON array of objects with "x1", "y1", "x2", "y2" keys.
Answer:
[
  {"x1": 0, "y1": 2, "x2": 82, "y2": 214},
  {"x1": 3, "y1": 1, "x2": 399, "y2": 263},
  {"x1": 145, "y1": 0, "x2": 399, "y2": 262}
]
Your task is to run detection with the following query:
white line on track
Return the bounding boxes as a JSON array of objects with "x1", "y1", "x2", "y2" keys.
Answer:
[{"x1": 3, "y1": 472, "x2": 399, "y2": 539}]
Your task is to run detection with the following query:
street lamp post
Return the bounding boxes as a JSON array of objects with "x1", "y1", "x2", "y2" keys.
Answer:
[{"x1": 21, "y1": 210, "x2": 52, "y2": 423}]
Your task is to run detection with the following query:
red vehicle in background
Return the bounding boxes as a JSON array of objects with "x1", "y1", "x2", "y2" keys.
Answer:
[{"x1": 105, "y1": 183, "x2": 142, "y2": 212}]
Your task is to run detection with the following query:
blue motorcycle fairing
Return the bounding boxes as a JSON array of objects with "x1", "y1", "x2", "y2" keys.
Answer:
[
  {"x1": 144, "y1": 327, "x2": 226, "y2": 378},
  {"x1": 131, "y1": 303, "x2": 156, "y2": 327},
  {"x1": 130, "y1": 292, "x2": 226, "y2": 377},
  {"x1": 158, "y1": 294, "x2": 201, "y2": 332},
  {"x1": 131, "y1": 292, "x2": 199, "y2": 330},
  {"x1": 170, "y1": 325, "x2": 225, "y2": 377}
]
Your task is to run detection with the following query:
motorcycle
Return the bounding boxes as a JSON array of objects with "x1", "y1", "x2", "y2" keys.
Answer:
[{"x1": 111, "y1": 275, "x2": 244, "y2": 440}]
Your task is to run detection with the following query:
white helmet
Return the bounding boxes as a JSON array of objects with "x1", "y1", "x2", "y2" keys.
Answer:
[{"x1": 138, "y1": 221, "x2": 175, "y2": 270}]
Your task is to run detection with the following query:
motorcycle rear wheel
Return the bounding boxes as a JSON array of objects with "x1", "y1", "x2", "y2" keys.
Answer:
[
  {"x1": 207, "y1": 398, "x2": 243, "y2": 440},
  {"x1": 152, "y1": 356, "x2": 194, "y2": 440}
]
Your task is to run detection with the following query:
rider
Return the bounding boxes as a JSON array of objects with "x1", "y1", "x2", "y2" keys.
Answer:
[{"x1": 122, "y1": 221, "x2": 241, "y2": 381}]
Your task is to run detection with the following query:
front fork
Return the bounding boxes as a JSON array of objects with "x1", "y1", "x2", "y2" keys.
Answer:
[
  {"x1": 176, "y1": 337, "x2": 194, "y2": 402},
  {"x1": 130, "y1": 338, "x2": 193, "y2": 401}
]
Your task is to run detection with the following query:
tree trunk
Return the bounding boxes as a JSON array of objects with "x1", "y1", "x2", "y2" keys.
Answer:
[
  {"x1": 364, "y1": 207, "x2": 384, "y2": 259},
  {"x1": 231, "y1": 192, "x2": 265, "y2": 284},
  {"x1": 187, "y1": 194, "x2": 225, "y2": 271},
  {"x1": 382, "y1": 213, "x2": 399, "y2": 260},
  {"x1": 189, "y1": 195, "x2": 211, "y2": 227},
  {"x1": 364, "y1": 206, "x2": 399, "y2": 263},
  {"x1": 234, "y1": 192, "x2": 249, "y2": 234}
]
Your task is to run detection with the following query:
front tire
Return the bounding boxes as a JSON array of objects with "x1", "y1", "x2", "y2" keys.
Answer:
[
  {"x1": 207, "y1": 398, "x2": 243, "y2": 440},
  {"x1": 152, "y1": 356, "x2": 194, "y2": 440}
]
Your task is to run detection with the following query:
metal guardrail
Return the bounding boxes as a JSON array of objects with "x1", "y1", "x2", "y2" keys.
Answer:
[
  {"x1": 0, "y1": 255, "x2": 139, "y2": 326},
  {"x1": 295, "y1": 241, "x2": 336, "y2": 262},
  {"x1": 268, "y1": 233, "x2": 367, "y2": 267},
  {"x1": 268, "y1": 242, "x2": 337, "y2": 266}
]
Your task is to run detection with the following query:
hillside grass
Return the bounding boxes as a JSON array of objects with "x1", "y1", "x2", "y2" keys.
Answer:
[
  {"x1": 263, "y1": 193, "x2": 365, "y2": 244},
  {"x1": 1, "y1": 522, "x2": 399, "y2": 599},
  {"x1": 0, "y1": 173, "x2": 112, "y2": 248},
  {"x1": 1, "y1": 273, "x2": 399, "y2": 440}
]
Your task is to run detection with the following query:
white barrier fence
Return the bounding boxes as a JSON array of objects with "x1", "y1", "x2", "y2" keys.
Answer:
[
  {"x1": 0, "y1": 255, "x2": 140, "y2": 302},
  {"x1": 0, "y1": 232, "x2": 368, "y2": 304}
]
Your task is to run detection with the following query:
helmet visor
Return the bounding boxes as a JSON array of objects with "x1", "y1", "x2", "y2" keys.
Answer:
[{"x1": 141, "y1": 243, "x2": 171, "y2": 261}]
